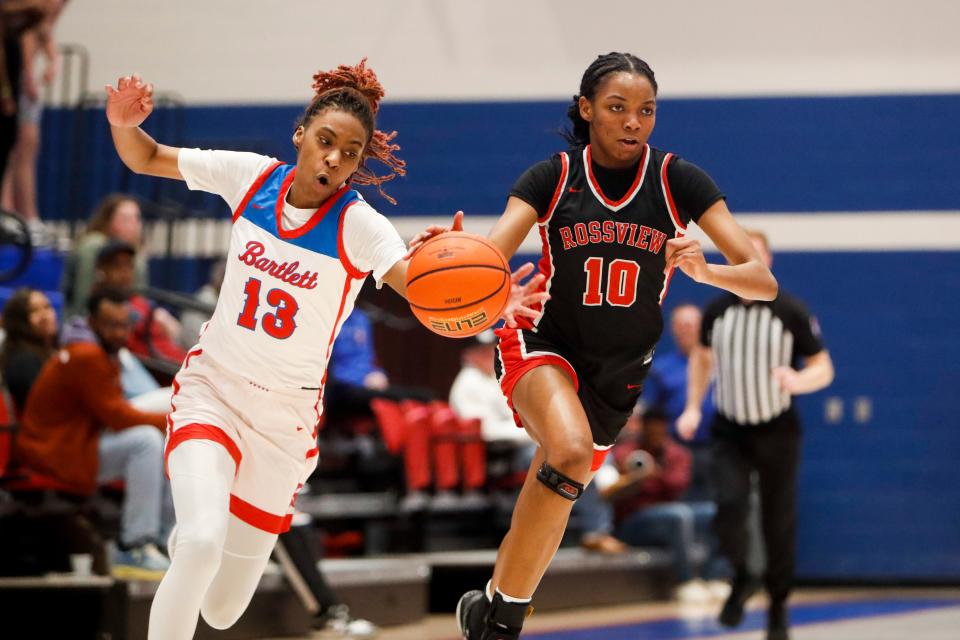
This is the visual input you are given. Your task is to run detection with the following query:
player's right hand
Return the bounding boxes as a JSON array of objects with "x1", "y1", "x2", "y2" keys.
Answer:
[
  {"x1": 105, "y1": 74, "x2": 154, "y2": 127},
  {"x1": 676, "y1": 408, "x2": 701, "y2": 441},
  {"x1": 404, "y1": 210, "x2": 464, "y2": 259}
]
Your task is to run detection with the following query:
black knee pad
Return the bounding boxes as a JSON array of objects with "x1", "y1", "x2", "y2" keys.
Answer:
[{"x1": 536, "y1": 462, "x2": 584, "y2": 501}]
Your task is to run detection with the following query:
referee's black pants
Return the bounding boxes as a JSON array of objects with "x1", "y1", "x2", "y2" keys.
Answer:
[{"x1": 711, "y1": 410, "x2": 801, "y2": 605}]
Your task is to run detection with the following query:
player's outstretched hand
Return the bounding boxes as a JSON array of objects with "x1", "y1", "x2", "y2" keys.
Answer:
[
  {"x1": 105, "y1": 74, "x2": 154, "y2": 128},
  {"x1": 501, "y1": 262, "x2": 549, "y2": 328},
  {"x1": 404, "y1": 210, "x2": 464, "y2": 259},
  {"x1": 664, "y1": 237, "x2": 708, "y2": 282},
  {"x1": 676, "y1": 407, "x2": 701, "y2": 441}
]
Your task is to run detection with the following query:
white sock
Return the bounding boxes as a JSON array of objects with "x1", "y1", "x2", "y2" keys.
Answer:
[{"x1": 495, "y1": 587, "x2": 531, "y2": 604}]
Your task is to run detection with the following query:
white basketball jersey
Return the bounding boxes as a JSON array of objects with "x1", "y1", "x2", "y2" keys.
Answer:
[{"x1": 178, "y1": 149, "x2": 406, "y2": 393}]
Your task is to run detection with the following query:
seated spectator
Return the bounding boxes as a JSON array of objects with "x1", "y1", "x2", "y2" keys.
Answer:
[
  {"x1": 642, "y1": 303, "x2": 716, "y2": 501},
  {"x1": 598, "y1": 407, "x2": 719, "y2": 602},
  {"x1": 15, "y1": 288, "x2": 173, "y2": 579},
  {"x1": 0, "y1": 287, "x2": 57, "y2": 413},
  {"x1": 449, "y1": 329, "x2": 530, "y2": 447},
  {"x1": 178, "y1": 258, "x2": 225, "y2": 350},
  {"x1": 61, "y1": 193, "x2": 149, "y2": 319},
  {"x1": 94, "y1": 240, "x2": 185, "y2": 363}
]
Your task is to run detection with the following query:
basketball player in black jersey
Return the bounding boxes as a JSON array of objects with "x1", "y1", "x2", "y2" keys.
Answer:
[{"x1": 409, "y1": 53, "x2": 778, "y2": 639}]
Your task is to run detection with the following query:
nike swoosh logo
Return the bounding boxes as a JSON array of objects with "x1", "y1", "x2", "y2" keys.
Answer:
[
  {"x1": 568, "y1": 187, "x2": 582, "y2": 193},
  {"x1": 296, "y1": 426, "x2": 304, "y2": 432},
  {"x1": 251, "y1": 202, "x2": 267, "y2": 210},
  {"x1": 626, "y1": 384, "x2": 643, "y2": 390}
]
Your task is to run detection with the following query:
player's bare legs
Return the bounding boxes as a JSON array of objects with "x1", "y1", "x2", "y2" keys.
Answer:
[{"x1": 491, "y1": 364, "x2": 595, "y2": 597}]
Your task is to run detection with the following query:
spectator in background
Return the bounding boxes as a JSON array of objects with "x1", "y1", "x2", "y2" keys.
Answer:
[
  {"x1": 62, "y1": 193, "x2": 149, "y2": 318},
  {"x1": 94, "y1": 239, "x2": 185, "y2": 363},
  {"x1": 1, "y1": 0, "x2": 64, "y2": 240},
  {"x1": 15, "y1": 288, "x2": 173, "y2": 579},
  {"x1": 643, "y1": 303, "x2": 716, "y2": 499},
  {"x1": 1, "y1": 1, "x2": 49, "y2": 179},
  {"x1": 598, "y1": 406, "x2": 715, "y2": 602},
  {"x1": 178, "y1": 258, "x2": 225, "y2": 350},
  {"x1": 0, "y1": 286, "x2": 57, "y2": 412},
  {"x1": 449, "y1": 329, "x2": 530, "y2": 447}
]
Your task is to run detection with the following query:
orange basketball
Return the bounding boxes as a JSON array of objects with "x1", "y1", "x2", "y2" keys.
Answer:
[{"x1": 406, "y1": 231, "x2": 511, "y2": 338}]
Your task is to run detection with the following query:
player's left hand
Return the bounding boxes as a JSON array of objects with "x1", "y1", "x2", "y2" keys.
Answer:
[
  {"x1": 664, "y1": 237, "x2": 709, "y2": 282},
  {"x1": 403, "y1": 210, "x2": 464, "y2": 259},
  {"x1": 501, "y1": 262, "x2": 549, "y2": 328},
  {"x1": 772, "y1": 366, "x2": 802, "y2": 394}
]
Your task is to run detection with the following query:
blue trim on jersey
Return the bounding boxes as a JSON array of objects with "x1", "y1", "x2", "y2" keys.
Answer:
[{"x1": 237, "y1": 164, "x2": 359, "y2": 259}]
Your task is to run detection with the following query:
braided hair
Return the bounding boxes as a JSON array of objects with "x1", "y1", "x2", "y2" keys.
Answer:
[
  {"x1": 298, "y1": 59, "x2": 406, "y2": 204},
  {"x1": 562, "y1": 53, "x2": 658, "y2": 147}
]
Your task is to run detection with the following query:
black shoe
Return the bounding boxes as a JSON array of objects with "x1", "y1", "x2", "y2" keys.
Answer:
[
  {"x1": 457, "y1": 590, "x2": 490, "y2": 639},
  {"x1": 766, "y1": 602, "x2": 790, "y2": 640},
  {"x1": 718, "y1": 574, "x2": 761, "y2": 627}
]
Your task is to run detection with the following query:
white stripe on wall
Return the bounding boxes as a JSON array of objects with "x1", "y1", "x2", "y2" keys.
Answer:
[{"x1": 51, "y1": 211, "x2": 960, "y2": 259}]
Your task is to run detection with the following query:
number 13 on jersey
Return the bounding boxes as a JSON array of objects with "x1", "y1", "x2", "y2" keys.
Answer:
[
  {"x1": 237, "y1": 277, "x2": 300, "y2": 339},
  {"x1": 583, "y1": 257, "x2": 640, "y2": 307}
]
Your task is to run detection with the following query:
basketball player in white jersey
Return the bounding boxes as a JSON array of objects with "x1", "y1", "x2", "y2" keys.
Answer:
[{"x1": 105, "y1": 60, "x2": 547, "y2": 640}]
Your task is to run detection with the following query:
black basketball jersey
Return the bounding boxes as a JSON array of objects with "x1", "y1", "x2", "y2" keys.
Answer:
[{"x1": 519, "y1": 144, "x2": 691, "y2": 362}]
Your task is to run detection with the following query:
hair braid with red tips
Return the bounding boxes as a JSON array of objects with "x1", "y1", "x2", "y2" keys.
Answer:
[{"x1": 299, "y1": 59, "x2": 406, "y2": 204}]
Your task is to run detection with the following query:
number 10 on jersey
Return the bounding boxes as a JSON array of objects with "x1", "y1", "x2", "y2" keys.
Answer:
[
  {"x1": 237, "y1": 277, "x2": 300, "y2": 339},
  {"x1": 583, "y1": 257, "x2": 640, "y2": 307}
]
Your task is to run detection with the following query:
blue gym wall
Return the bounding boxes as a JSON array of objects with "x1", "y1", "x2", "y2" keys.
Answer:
[{"x1": 37, "y1": 94, "x2": 960, "y2": 580}]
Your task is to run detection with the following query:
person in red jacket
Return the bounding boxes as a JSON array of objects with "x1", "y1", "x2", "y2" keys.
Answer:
[
  {"x1": 16, "y1": 288, "x2": 173, "y2": 579},
  {"x1": 597, "y1": 406, "x2": 718, "y2": 602}
]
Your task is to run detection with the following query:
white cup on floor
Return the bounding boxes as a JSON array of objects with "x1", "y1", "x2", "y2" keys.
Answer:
[{"x1": 69, "y1": 553, "x2": 94, "y2": 577}]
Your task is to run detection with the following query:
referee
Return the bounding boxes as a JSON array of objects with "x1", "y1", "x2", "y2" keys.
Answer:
[{"x1": 678, "y1": 230, "x2": 834, "y2": 640}]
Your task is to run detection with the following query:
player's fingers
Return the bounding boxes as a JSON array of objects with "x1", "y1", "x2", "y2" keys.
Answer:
[
  {"x1": 510, "y1": 262, "x2": 535, "y2": 283},
  {"x1": 513, "y1": 305, "x2": 542, "y2": 318},
  {"x1": 503, "y1": 311, "x2": 517, "y2": 328},
  {"x1": 105, "y1": 84, "x2": 116, "y2": 96},
  {"x1": 145, "y1": 83, "x2": 154, "y2": 96},
  {"x1": 117, "y1": 76, "x2": 130, "y2": 90},
  {"x1": 520, "y1": 274, "x2": 545, "y2": 292},
  {"x1": 451, "y1": 211, "x2": 464, "y2": 231}
]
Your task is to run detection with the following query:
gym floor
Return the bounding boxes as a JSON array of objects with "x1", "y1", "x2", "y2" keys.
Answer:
[{"x1": 287, "y1": 588, "x2": 960, "y2": 639}]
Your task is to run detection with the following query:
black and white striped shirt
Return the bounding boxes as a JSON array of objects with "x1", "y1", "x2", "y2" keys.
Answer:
[{"x1": 701, "y1": 292, "x2": 824, "y2": 425}]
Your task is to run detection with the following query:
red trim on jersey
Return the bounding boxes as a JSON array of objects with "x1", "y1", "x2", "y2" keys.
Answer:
[
  {"x1": 232, "y1": 161, "x2": 284, "y2": 223},
  {"x1": 517, "y1": 154, "x2": 567, "y2": 330},
  {"x1": 306, "y1": 445, "x2": 319, "y2": 459},
  {"x1": 660, "y1": 153, "x2": 686, "y2": 231},
  {"x1": 337, "y1": 201, "x2": 372, "y2": 280},
  {"x1": 166, "y1": 347, "x2": 203, "y2": 433},
  {"x1": 539, "y1": 152, "x2": 569, "y2": 223},
  {"x1": 585, "y1": 144, "x2": 648, "y2": 208},
  {"x1": 164, "y1": 423, "x2": 242, "y2": 478},
  {"x1": 591, "y1": 448, "x2": 610, "y2": 472},
  {"x1": 275, "y1": 169, "x2": 351, "y2": 239},
  {"x1": 229, "y1": 494, "x2": 294, "y2": 534},
  {"x1": 313, "y1": 274, "x2": 355, "y2": 421}
]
